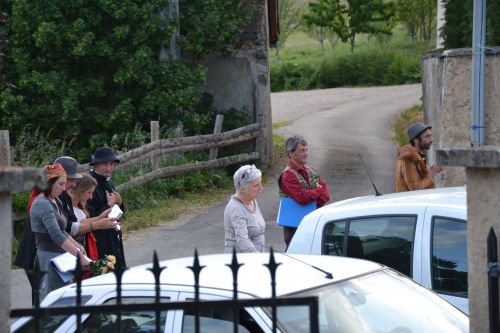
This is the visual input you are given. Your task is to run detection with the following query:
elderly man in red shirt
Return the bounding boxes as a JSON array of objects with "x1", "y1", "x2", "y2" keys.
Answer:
[{"x1": 278, "y1": 135, "x2": 330, "y2": 249}]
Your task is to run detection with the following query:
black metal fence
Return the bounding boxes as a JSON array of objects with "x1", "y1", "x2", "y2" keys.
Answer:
[
  {"x1": 487, "y1": 228, "x2": 500, "y2": 333},
  {"x1": 10, "y1": 249, "x2": 319, "y2": 333}
]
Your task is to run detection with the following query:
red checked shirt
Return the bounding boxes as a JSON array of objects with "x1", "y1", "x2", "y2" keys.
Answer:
[{"x1": 278, "y1": 161, "x2": 330, "y2": 208}]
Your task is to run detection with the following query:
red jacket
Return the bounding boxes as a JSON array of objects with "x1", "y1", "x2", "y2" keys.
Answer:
[{"x1": 278, "y1": 161, "x2": 330, "y2": 208}]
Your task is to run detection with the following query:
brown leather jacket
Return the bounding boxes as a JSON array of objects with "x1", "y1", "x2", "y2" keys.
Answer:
[{"x1": 396, "y1": 144, "x2": 435, "y2": 192}]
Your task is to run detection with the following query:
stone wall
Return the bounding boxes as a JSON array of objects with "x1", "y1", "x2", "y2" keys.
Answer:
[
  {"x1": 196, "y1": 0, "x2": 273, "y2": 166},
  {"x1": 422, "y1": 47, "x2": 500, "y2": 186}
]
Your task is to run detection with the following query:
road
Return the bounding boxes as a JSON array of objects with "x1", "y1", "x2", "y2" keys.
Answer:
[{"x1": 10, "y1": 84, "x2": 421, "y2": 313}]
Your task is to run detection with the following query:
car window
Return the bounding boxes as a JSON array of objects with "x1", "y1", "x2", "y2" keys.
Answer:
[
  {"x1": 431, "y1": 217, "x2": 468, "y2": 298},
  {"x1": 323, "y1": 220, "x2": 346, "y2": 256},
  {"x1": 276, "y1": 270, "x2": 468, "y2": 333},
  {"x1": 81, "y1": 297, "x2": 169, "y2": 333},
  {"x1": 323, "y1": 216, "x2": 416, "y2": 276},
  {"x1": 11, "y1": 296, "x2": 91, "y2": 333},
  {"x1": 182, "y1": 306, "x2": 264, "y2": 333}
]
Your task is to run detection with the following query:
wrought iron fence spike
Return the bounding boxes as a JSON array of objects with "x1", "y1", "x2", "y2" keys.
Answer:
[
  {"x1": 148, "y1": 251, "x2": 166, "y2": 280},
  {"x1": 10, "y1": 249, "x2": 320, "y2": 333},
  {"x1": 226, "y1": 248, "x2": 244, "y2": 299}
]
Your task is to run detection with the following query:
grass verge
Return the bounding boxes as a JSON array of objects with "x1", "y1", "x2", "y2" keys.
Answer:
[
  {"x1": 392, "y1": 104, "x2": 423, "y2": 147},
  {"x1": 121, "y1": 187, "x2": 233, "y2": 233}
]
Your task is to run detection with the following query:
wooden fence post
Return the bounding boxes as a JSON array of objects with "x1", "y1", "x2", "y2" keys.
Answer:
[
  {"x1": 150, "y1": 121, "x2": 160, "y2": 170},
  {"x1": 209, "y1": 114, "x2": 224, "y2": 160},
  {"x1": 0, "y1": 130, "x2": 10, "y2": 162},
  {"x1": 0, "y1": 130, "x2": 46, "y2": 332}
]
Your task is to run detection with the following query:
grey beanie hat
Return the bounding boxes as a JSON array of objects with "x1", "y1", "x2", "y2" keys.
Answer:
[
  {"x1": 407, "y1": 122, "x2": 432, "y2": 142},
  {"x1": 54, "y1": 156, "x2": 82, "y2": 179}
]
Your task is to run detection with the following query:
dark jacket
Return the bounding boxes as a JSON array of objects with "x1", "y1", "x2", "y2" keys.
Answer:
[{"x1": 87, "y1": 170, "x2": 126, "y2": 268}]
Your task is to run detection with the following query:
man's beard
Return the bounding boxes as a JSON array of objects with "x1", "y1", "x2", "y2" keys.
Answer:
[{"x1": 418, "y1": 142, "x2": 432, "y2": 151}]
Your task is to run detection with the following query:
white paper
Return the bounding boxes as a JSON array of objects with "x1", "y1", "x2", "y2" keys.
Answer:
[
  {"x1": 108, "y1": 204, "x2": 123, "y2": 219},
  {"x1": 51, "y1": 252, "x2": 79, "y2": 273},
  {"x1": 50, "y1": 252, "x2": 90, "y2": 282}
]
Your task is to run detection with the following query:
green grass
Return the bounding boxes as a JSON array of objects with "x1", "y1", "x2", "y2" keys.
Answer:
[
  {"x1": 122, "y1": 186, "x2": 233, "y2": 233},
  {"x1": 392, "y1": 104, "x2": 424, "y2": 147}
]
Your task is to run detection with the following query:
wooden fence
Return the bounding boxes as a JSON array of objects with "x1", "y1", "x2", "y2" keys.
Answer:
[
  {"x1": 78, "y1": 121, "x2": 261, "y2": 192},
  {"x1": 6, "y1": 120, "x2": 261, "y2": 223}
]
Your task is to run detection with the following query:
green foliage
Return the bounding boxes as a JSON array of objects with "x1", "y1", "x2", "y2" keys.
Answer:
[
  {"x1": 270, "y1": 61, "x2": 318, "y2": 91},
  {"x1": 12, "y1": 125, "x2": 67, "y2": 166},
  {"x1": 0, "y1": 0, "x2": 252, "y2": 154},
  {"x1": 395, "y1": 0, "x2": 436, "y2": 42},
  {"x1": 179, "y1": 0, "x2": 253, "y2": 58},
  {"x1": 442, "y1": 0, "x2": 500, "y2": 49},
  {"x1": 441, "y1": 0, "x2": 472, "y2": 48},
  {"x1": 393, "y1": 104, "x2": 423, "y2": 146},
  {"x1": 301, "y1": 0, "x2": 345, "y2": 52},
  {"x1": 271, "y1": 46, "x2": 422, "y2": 91},
  {"x1": 117, "y1": 159, "x2": 232, "y2": 211},
  {"x1": 277, "y1": 0, "x2": 305, "y2": 49},
  {"x1": 343, "y1": 0, "x2": 395, "y2": 52},
  {"x1": 383, "y1": 51, "x2": 422, "y2": 84}
]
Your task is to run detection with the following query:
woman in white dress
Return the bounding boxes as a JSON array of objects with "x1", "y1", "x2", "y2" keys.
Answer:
[{"x1": 69, "y1": 174, "x2": 117, "y2": 260}]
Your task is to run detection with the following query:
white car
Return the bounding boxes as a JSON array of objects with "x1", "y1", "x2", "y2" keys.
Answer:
[
  {"x1": 287, "y1": 186, "x2": 468, "y2": 314},
  {"x1": 11, "y1": 253, "x2": 468, "y2": 332}
]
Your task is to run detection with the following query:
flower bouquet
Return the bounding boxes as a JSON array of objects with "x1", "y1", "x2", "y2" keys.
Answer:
[{"x1": 89, "y1": 254, "x2": 116, "y2": 277}]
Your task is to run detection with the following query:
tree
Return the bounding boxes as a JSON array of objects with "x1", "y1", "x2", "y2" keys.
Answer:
[
  {"x1": 395, "y1": 0, "x2": 419, "y2": 42},
  {"x1": 343, "y1": 0, "x2": 394, "y2": 53},
  {"x1": 277, "y1": 0, "x2": 304, "y2": 53},
  {"x1": 0, "y1": 0, "x2": 252, "y2": 152},
  {"x1": 302, "y1": 21, "x2": 328, "y2": 53},
  {"x1": 395, "y1": 0, "x2": 436, "y2": 42},
  {"x1": 441, "y1": 0, "x2": 500, "y2": 49},
  {"x1": 302, "y1": 0, "x2": 345, "y2": 52}
]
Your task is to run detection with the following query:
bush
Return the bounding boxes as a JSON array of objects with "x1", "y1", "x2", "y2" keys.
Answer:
[
  {"x1": 271, "y1": 61, "x2": 318, "y2": 91},
  {"x1": 442, "y1": 0, "x2": 500, "y2": 49},
  {"x1": 384, "y1": 51, "x2": 422, "y2": 85},
  {"x1": 0, "y1": 0, "x2": 252, "y2": 153},
  {"x1": 272, "y1": 47, "x2": 422, "y2": 92}
]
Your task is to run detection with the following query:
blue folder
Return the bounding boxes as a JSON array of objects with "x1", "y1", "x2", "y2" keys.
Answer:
[{"x1": 276, "y1": 197, "x2": 316, "y2": 227}]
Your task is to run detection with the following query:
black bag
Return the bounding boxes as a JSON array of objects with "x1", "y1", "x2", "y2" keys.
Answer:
[{"x1": 14, "y1": 216, "x2": 37, "y2": 271}]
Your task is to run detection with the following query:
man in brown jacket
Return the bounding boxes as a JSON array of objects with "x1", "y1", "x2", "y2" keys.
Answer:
[{"x1": 396, "y1": 122, "x2": 444, "y2": 192}]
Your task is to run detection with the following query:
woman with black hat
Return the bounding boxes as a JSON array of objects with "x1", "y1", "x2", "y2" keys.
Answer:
[{"x1": 86, "y1": 146, "x2": 127, "y2": 268}]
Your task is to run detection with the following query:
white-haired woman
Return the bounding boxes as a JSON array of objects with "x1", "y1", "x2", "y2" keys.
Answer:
[{"x1": 224, "y1": 165, "x2": 265, "y2": 253}]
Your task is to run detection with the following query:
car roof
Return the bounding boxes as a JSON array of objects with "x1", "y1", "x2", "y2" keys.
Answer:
[
  {"x1": 307, "y1": 186, "x2": 466, "y2": 219},
  {"x1": 70, "y1": 253, "x2": 384, "y2": 298}
]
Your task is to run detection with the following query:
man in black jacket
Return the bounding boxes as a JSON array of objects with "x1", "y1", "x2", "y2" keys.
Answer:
[{"x1": 87, "y1": 146, "x2": 126, "y2": 268}]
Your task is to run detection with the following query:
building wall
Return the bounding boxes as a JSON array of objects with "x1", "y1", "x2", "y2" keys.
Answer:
[
  {"x1": 196, "y1": 0, "x2": 273, "y2": 166},
  {"x1": 422, "y1": 47, "x2": 500, "y2": 186}
]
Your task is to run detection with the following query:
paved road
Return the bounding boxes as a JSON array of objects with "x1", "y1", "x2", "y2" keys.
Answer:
[{"x1": 10, "y1": 84, "x2": 421, "y2": 313}]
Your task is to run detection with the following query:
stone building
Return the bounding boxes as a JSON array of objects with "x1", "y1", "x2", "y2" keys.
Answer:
[{"x1": 197, "y1": 0, "x2": 278, "y2": 166}]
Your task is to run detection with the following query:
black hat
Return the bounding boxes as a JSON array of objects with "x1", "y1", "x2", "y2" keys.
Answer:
[
  {"x1": 90, "y1": 147, "x2": 120, "y2": 165},
  {"x1": 54, "y1": 156, "x2": 82, "y2": 179},
  {"x1": 407, "y1": 122, "x2": 432, "y2": 142}
]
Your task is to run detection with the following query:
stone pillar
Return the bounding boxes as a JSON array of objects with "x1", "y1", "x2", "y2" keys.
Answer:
[
  {"x1": 0, "y1": 130, "x2": 45, "y2": 331},
  {"x1": 437, "y1": 147, "x2": 500, "y2": 333}
]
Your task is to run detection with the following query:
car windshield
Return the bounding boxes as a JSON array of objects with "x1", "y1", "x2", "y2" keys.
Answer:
[{"x1": 275, "y1": 270, "x2": 468, "y2": 333}]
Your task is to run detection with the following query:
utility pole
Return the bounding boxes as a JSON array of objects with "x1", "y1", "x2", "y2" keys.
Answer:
[{"x1": 436, "y1": 0, "x2": 446, "y2": 48}]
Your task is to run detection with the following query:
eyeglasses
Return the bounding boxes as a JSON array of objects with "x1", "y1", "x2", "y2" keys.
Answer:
[
  {"x1": 241, "y1": 165, "x2": 256, "y2": 180},
  {"x1": 238, "y1": 165, "x2": 257, "y2": 187}
]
